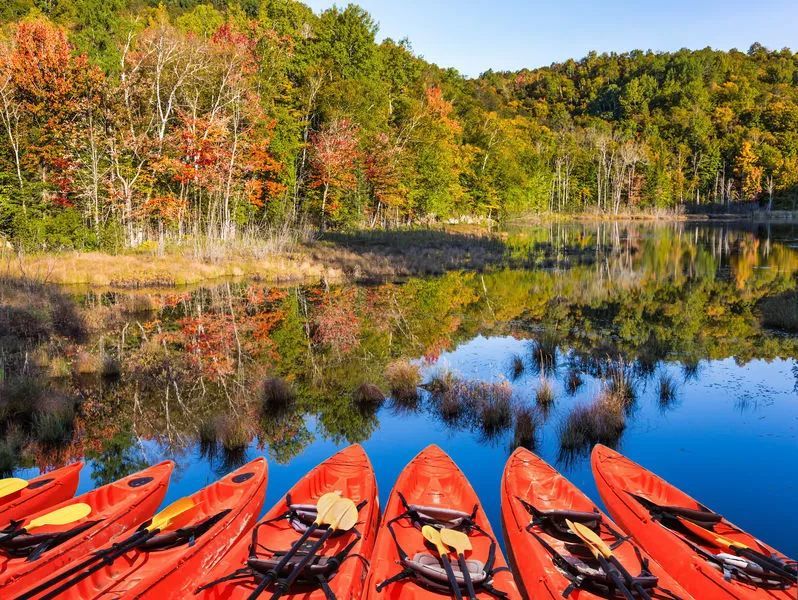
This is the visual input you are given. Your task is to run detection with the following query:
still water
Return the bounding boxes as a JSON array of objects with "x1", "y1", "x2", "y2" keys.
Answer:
[{"x1": 3, "y1": 221, "x2": 798, "y2": 557}]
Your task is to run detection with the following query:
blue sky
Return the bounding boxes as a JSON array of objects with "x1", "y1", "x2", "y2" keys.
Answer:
[{"x1": 303, "y1": 0, "x2": 798, "y2": 77}]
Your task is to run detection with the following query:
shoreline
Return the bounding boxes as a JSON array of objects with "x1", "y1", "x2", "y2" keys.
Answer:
[{"x1": 3, "y1": 215, "x2": 796, "y2": 289}]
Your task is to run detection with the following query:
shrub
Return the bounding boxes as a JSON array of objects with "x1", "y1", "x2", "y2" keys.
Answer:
[{"x1": 759, "y1": 291, "x2": 798, "y2": 333}]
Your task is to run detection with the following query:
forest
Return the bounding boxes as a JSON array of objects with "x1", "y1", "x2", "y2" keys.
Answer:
[{"x1": 1, "y1": 0, "x2": 797, "y2": 249}]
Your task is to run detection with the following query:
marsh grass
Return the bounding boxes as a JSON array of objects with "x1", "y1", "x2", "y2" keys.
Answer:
[
  {"x1": 535, "y1": 377, "x2": 555, "y2": 408},
  {"x1": 658, "y1": 373, "x2": 678, "y2": 409},
  {"x1": 513, "y1": 405, "x2": 539, "y2": 450},
  {"x1": 530, "y1": 334, "x2": 558, "y2": 375},
  {"x1": 0, "y1": 432, "x2": 22, "y2": 476},
  {"x1": 559, "y1": 392, "x2": 626, "y2": 458},
  {"x1": 509, "y1": 353, "x2": 525, "y2": 380},
  {"x1": 33, "y1": 408, "x2": 75, "y2": 447},
  {"x1": 428, "y1": 375, "x2": 515, "y2": 440},
  {"x1": 384, "y1": 360, "x2": 421, "y2": 404},
  {"x1": 353, "y1": 383, "x2": 385, "y2": 408},
  {"x1": 261, "y1": 376, "x2": 295, "y2": 415},
  {"x1": 606, "y1": 361, "x2": 636, "y2": 411},
  {"x1": 565, "y1": 368, "x2": 584, "y2": 396},
  {"x1": 198, "y1": 415, "x2": 250, "y2": 470}
]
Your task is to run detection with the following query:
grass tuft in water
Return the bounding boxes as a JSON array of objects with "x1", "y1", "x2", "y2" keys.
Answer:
[
  {"x1": 759, "y1": 291, "x2": 798, "y2": 333},
  {"x1": 559, "y1": 392, "x2": 626, "y2": 456},
  {"x1": 658, "y1": 373, "x2": 678, "y2": 408},
  {"x1": 509, "y1": 353, "x2": 525, "y2": 380},
  {"x1": 33, "y1": 405, "x2": 75, "y2": 448},
  {"x1": 565, "y1": 368, "x2": 584, "y2": 396},
  {"x1": 530, "y1": 333, "x2": 558, "y2": 375},
  {"x1": 353, "y1": 383, "x2": 385, "y2": 407},
  {"x1": 535, "y1": 377, "x2": 555, "y2": 408},
  {"x1": 384, "y1": 360, "x2": 421, "y2": 405},
  {"x1": 606, "y1": 361, "x2": 636, "y2": 411},
  {"x1": 261, "y1": 377, "x2": 295, "y2": 414},
  {"x1": 513, "y1": 405, "x2": 539, "y2": 450}
]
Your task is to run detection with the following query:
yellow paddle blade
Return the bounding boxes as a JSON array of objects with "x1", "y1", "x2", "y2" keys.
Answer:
[
  {"x1": 0, "y1": 478, "x2": 28, "y2": 499},
  {"x1": 147, "y1": 496, "x2": 197, "y2": 532},
  {"x1": 313, "y1": 491, "x2": 343, "y2": 525},
  {"x1": 326, "y1": 498, "x2": 358, "y2": 531},
  {"x1": 422, "y1": 525, "x2": 448, "y2": 556},
  {"x1": 677, "y1": 516, "x2": 743, "y2": 550},
  {"x1": 440, "y1": 528, "x2": 471, "y2": 555},
  {"x1": 567, "y1": 519, "x2": 610, "y2": 559},
  {"x1": 28, "y1": 503, "x2": 92, "y2": 530}
]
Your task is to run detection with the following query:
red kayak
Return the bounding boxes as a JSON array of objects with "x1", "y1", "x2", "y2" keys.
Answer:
[
  {"x1": 0, "y1": 461, "x2": 173, "y2": 597},
  {"x1": 196, "y1": 444, "x2": 379, "y2": 599},
  {"x1": 0, "y1": 462, "x2": 82, "y2": 526},
  {"x1": 363, "y1": 445, "x2": 521, "y2": 599},
  {"x1": 502, "y1": 447, "x2": 693, "y2": 599},
  {"x1": 14, "y1": 458, "x2": 267, "y2": 599},
  {"x1": 592, "y1": 445, "x2": 797, "y2": 600}
]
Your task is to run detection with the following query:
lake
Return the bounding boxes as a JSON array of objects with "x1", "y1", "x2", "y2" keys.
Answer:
[{"x1": 2, "y1": 220, "x2": 797, "y2": 557}]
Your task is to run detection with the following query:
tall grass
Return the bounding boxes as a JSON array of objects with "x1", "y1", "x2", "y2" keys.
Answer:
[
  {"x1": 513, "y1": 405, "x2": 539, "y2": 450},
  {"x1": 428, "y1": 374, "x2": 515, "y2": 440},
  {"x1": 509, "y1": 353, "x2": 525, "y2": 380},
  {"x1": 384, "y1": 360, "x2": 421, "y2": 405},
  {"x1": 535, "y1": 377, "x2": 555, "y2": 408},
  {"x1": 658, "y1": 373, "x2": 678, "y2": 409},
  {"x1": 353, "y1": 383, "x2": 385, "y2": 408},
  {"x1": 261, "y1": 376, "x2": 295, "y2": 415},
  {"x1": 530, "y1": 334, "x2": 558, "y2": 375},
  {"x1": 559, "y1": 392, "x2": 626, "y2": 458},
  {"x1": 759, "y1": 291, "x2": 798, "y2": 333},
  {"x1": 565, "y1": 368, "x2": 584, "y2": 396}
]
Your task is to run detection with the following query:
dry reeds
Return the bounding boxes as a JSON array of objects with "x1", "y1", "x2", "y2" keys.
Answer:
[
  {"x1": 559, "y1": 392, "x2": 626, "y2": 456},
  {"x1": 261, "y1": 376, "x2": 295, "y2": 415},
  {"x1": 384, "y1": 360, "x2": 421, "y2": 405}
]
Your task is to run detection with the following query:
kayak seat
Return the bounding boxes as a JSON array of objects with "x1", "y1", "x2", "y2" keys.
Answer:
[
  {"x1": 287, "y1": 503, "x2": 326, "y2": 538},
  {"x1": 248, "y1": 553, "x2": 342, "y2": 579},
  {"x1": 406, "y1": 504, "x2": 473, "y2": 529},
  {"x1": 404, "y1": 552, "x2": 488, "y2": 586}
]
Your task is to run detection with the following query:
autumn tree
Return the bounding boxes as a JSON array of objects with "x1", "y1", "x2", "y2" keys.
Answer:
[
  {"x1": 735, "y1": 140, "x2": 763, "y2": 201},
  {"x1": 308, "y1": 118, "x2": 360, "y2": 229}
]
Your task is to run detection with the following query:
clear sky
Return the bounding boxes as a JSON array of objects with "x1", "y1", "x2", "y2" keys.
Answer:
[{"x1": 303, "y1": 0, "x2": 798, "y2": 77}]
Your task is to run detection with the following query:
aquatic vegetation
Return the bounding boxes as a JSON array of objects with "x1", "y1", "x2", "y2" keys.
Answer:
[
  {"x1": 535, "y1": 377, "x2": 555, "y2": 408},
  {"x1": 658, "y1": 373, "x2": 678, "y2": 409},
  {"x1": 428, "y1": 376, "x2": 515, "y2": 440},
  {"x1": 559, "y1": 393, "x2": 627, "y2": 458},
  {"x1": 384, "y1": 360, "x2": 421, "y2": 404},
  {"x1": 530, "y1": 334, "x2": 558, "y2": 375},
  {"x1": 606, "y1": 361, "x2": 637, "y2": 411},
  {"x1": 513, "y1": 405, "x2": 539, "y2": 450},
  {"x1": 353, "y1": 383, "x2": 385, "y2": 407},
  {"x1": 261, "y1": 377, "x2": 295, "y2": 414},
  {"x1": 565, "y1": 368, "x2": 584, "y2": 396},
  {"x1": 509, "y1": 353, "x2": 525, "y2": 380}
]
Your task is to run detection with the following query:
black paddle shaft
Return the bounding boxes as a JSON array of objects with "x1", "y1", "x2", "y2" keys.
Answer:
[
  {"x1": 732, "y1": 547, "x2": 798, "y2": 580},
  {"x1": 596, "y1": 554, "x2": 635, "y2": 600},
  {"x1": 608, "y1": 555, "x2": 652, "y2": 600},
  {"x1": 441, "y1": 554, "x2": 464, "y2": 600},
  {"x1": 35, "y1": 529, "x2": 159, "y2": 600},
  {"x1": 456, "y1": 552, "x2": 477, "y2": 600},
  {"x1": 266, "y1": 526, "x2": 338, "y2": 600},
  {"x1": 246, "y1": 522, "x2": 321, "y2": 599},
  {"x1": 16, "y1": 528, "x2": 152, "y2": 600}
]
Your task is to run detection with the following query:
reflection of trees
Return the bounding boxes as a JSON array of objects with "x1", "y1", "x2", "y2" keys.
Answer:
[{"x1": 2, "y1": 222, "x2": 797, "y2": 475}]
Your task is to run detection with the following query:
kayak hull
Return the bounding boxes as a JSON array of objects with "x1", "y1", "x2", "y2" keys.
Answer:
[
  {"x1": 197, "y1": 444, "x2": 379, "y2": 600},
  {"x1": 0, "y1": 461, "x2": 173, "y2": 597},
  {"x1": 591, "y1": 444, "x2": 796, "y2": 600},
  {"x1": 363, "y1": 444, "x2": 521, "y2": 600},
  {"x1": 502, "y1": 447, "x2": 693, "y2": 600},
  {"x1": 0, "y1": 462, "x2": 82, "y2": 527},
  {"x1": 24, "y1": 458, "x2": 267, "y2": 599}
]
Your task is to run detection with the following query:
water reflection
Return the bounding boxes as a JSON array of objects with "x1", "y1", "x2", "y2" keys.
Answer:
[{"x1": 1, "y1": 221, "x2": 797, "y2": 551}]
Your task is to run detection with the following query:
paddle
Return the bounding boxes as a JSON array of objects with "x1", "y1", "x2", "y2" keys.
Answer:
[
  {"x1": 18, "y1": 496, "x2": 197, "y2": 600},
  {"x1": 422, "y1": 525, "x2": 463, "y2": 600},
  {"x1": 0, "y1": 477, "x2": 28, "y2": 499},
  {"x1": 566, "y1": 519, "x2": 638, "y2": 600},
  {"x1": 265, "y1": 496, "x2": 360, "y2": 600},
  {"x1": 677, "y1": 517, "x2": 797, "y2": 580},
  {"x1": 0, "y1": 503, "x2": 92, "y2": 542},
  {"x1": 440, "y1": 528, "x2": 477, "y2": 600},
  {"x1": 243, "y1": 491, "x2": 346, "y2": 600}
]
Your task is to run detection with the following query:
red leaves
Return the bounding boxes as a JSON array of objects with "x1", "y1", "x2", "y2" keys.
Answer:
[
  {"x1": 425, "y1": 86, "x2": 462, "y2": 134},
  {"x1": 308, "y1": 118, "x2": 361, "y2": 192},
  {"x1": 311, "y1": 288, "x2": 361, "y2": 354}
]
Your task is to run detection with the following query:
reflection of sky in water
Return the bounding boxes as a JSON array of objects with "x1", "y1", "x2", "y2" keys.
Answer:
[{"x1": 44, "y1": 334, "x2": 797, "y2": 558}]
